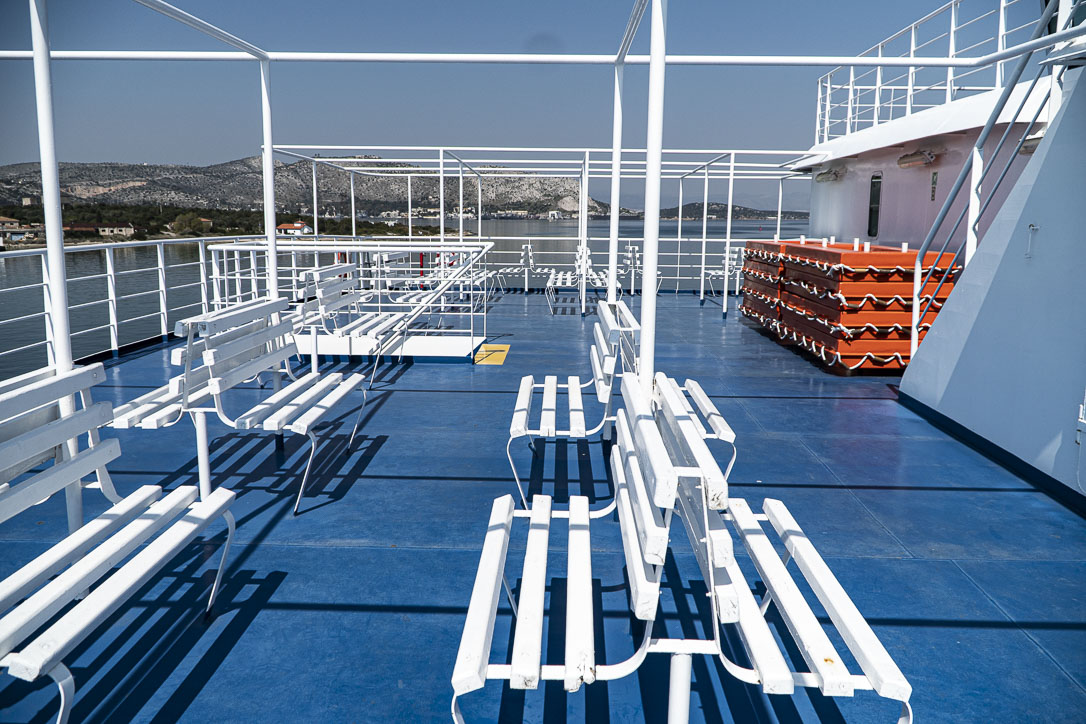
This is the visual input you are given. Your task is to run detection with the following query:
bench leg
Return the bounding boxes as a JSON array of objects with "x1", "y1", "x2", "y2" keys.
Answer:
[
  {"x1": 667, "y1": 653, "x2": 692, "y2": 724},
  {"x1": 206, "y1": 510, "x2": 236, "y2": 616},
  {"x1": 348, "y1": 388, "x2": 369, "y2": 449},
  {"x1": 505, "y1": 436, "x2": 529, "y2": 508},
  {"x1": 293, "y1": 431, "x2": 319, "y2": 516},
  {"x1": 193, "y1": 411, "x2": 213, "y2": 500},
  {"x1": 47, "y1": 664, "x2": 75, "y2": 724}
]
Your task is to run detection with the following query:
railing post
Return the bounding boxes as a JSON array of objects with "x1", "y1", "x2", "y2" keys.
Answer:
[
  {"x1": 873, "y1": 44, "x2": 883, "y2": 126},
  {"x1": 350, "y1": 171, "x2": 356, "y2": 237},
  {"x1": 407, "y1": 174, "x2": 413, "y2": 239},
  {"x1": 675, "y1": 178, "x2": 683, "y2": 291},
  {"x1": 907, "y1": 24, "x2": 916, "y2": 115},
  {"x1": 156, "y1": 242, "x2": 168, "y2": 338},
  {"x1": 723, "y1": 152, "x2": 735, "y2": 317},
  {"x1": 197, "y1": 240, "x2": 209, "y2": 314},
  {"x1": 105, "y1": 246, "x2": 119, "y2": 352},
  {"x1": 638, "y1": 0, "x2": 667, "y2": 392},
  {"x1": 311, "y1": 160, "x2": 319, "y2": 238},
  {"x1": 210, "y1": 247, "x2": 222, "y2": 310},
  {"x1": 776, "y1": 177, "x2": 784, "y2": 240},
  {"x1": 996, "y1": 0, "x2": 1008, "y2": 87},
  {"x1": 458, "y1": 162, "x2": 465, "y2": 244},
  {"x1": 846, "y1": 65, "x2": 855, "y2": 134},
  {"x1": 822, "y1": 76, "x2": 831, "y2": 142},
  {"x1": 39, "y1": 254, "x2": 55, "y2": 367},
  {"x1": 439, "y1": 149, "x2": 445, "y2": 244},
  {"x1": 579, "y1": 151, "x2": 589, "y2": 314},
  {"x1": 815, "y1": 75, "x2": 823, "y2": 145},
  {"x1": 965, "y1": 146, "x2": 983, "y2": 264},
  {"x1": 699, "y1": 165, "x2": 708, "y2": 300},
  {"x1": 946, "y1": 1, "x2": 958, "y2": 103}
]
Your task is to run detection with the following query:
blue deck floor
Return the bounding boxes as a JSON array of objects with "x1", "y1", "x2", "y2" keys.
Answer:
[{"x1": 2, "y1": 292, "x2": 1085, "y2": 723}]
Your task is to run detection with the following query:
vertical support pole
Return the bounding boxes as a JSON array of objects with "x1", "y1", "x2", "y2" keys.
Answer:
[
  {"x1": 946, "y1": 1, "x2": 958, "y2": 103},
  {"x1": 193, "y1": 411, "x2": 213, "y2": 500},
  {"x1": 580, "y1": 150, "x2": 589, "y2": 315},
  {"x1": 105, "y1": 247, "x2": 118, "y2": 352},
  {"x1": 667, "y1": 653, "x2": 692, "y2": 724},
  {"x1": 311, "y1": 161, "x2": 319, "y2": 238},
  {"x1": 407, "y1": 174, "x2": 413, "y2": 239},
  {"x1": 156, "y1": 242, "x2": 168, "y2": 337},
  {"x1": 873, "y1": 44, "x2": 883, "y2": 126},
  {"x1": 675, "y1": 179, "x2": 683, "y2": 292},
  {"x1": 775, "y1": 178, "x2": 784, "y2": 239},
  {"x1": 607, "y1": 64, "x2": 623, "y2": 304},
  {"x1": 350, "y1": 172, "x2": 356, "y2": 237},
  {"x1": 815, "y1": 74, "x2": 823, "y2": 145},
  {"x1": 439, "y1": 149, "x2": 445, "y2": 244},
  {"x1": 29, "y1": 0, "x2": 72, "y2": 374},
  {"x1": 477, "y1": 175, "x2": 483, "y2": 271},
  {"x1": 723, "y1": 153, "x2": 735, "y2": 317},
  {"x1": 197, "y1": 240, "x2": 209, "y2": 313},
  {"x1": 699, "y1": 166, "x2": 708, "y2": 300},
  {"x1": 458, "y1": 162, "x2": 465, "y2": 244},
  {"x1": 822, "y1": 76, "x2": 831, "y2": 142},
  {"x1": 260, "y1": 59, "x2": 278, "y2": 297},
  {"x1": 638, "y1": 0, "x2": 667, "y2": 393},
  {"x1": 210, "y1": 249, "x2": 222, "y2": 310},
  {"x1": 965, "y1": 145, "x2": 982, "y2": 264},
  {"x1": 907, "y1": 25, "x2": 916, "y2": 115}
]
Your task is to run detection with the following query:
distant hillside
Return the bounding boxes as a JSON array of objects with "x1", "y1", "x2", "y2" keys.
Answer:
[
  {"x1": 660, "y1": 201, "x2": 808, "y2": 221},
  {"x1": 0, "y1": 156, "x2": 607, "y2": 216}
]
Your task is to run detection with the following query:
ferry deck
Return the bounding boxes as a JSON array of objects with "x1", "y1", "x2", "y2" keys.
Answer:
[{"x1": 2, "y1": 291, "x2": 1084, "y2": 723}]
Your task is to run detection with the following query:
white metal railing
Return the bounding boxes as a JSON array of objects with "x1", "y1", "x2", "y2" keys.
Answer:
[
  {"x1": 816, "y1": 0, "x2": 1038, "y2": 142},
  {"x1": 909, "y1": 0, "x2": 1081, "y2": 352},
  {"x1": 0, "y1": 235, "x2": 259, "y2": 378}
]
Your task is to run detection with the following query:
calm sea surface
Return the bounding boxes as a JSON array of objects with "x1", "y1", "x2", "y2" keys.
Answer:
[{"x1": 0, "y1": 218, "x2": 807, "y2": 378}]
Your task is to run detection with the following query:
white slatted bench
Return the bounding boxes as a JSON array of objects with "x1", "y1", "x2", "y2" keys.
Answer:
[
  {"x1": 114, "y1": 298, "x2": 366, "y2": 515},
  {"x1": 505, "y1": 301, "x2": 640, "y2": 509},
  {"x1": 0, "y1": 364, "x2": 235, "y2": 724},
  {"x1": 454, "y1": 370, "x2": 913, "y2": 723}
]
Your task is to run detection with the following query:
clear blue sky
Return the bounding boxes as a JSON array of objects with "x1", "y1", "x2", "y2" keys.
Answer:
[{"x1": 0, "y1": 0, "x2": 952, "y2": 210}]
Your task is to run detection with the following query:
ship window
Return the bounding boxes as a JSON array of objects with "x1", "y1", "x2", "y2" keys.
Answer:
[{"x1": 867, "y1": 173, "x2": 882, "y2": 238}]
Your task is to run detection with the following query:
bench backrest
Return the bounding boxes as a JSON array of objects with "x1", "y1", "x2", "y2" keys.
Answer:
[
  {"x1": 612, "y1": 371, "x2": 736, "y2": 622},
  {"x1": 0, "y1": 364, "x2": 120, "y2": 531},
  {"x1": 306, "y1": 264, "x2": 371, "y2": 317},
  {"x1": 598, "y1": 300, "x2": 641, "y2": 374}
]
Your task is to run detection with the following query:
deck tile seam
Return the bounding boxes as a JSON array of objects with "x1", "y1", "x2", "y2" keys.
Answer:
[
  {"x1": 949, "y1": 559, "x2": 1086, "y2": 697},
  {"x1": 797, "y1": 435, "x2": 919, "y2": 559}
]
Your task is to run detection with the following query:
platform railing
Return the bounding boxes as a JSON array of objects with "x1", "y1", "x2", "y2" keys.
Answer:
[
  {"x1": 816, "y1": 0, "x2": 1038, "y2": 142},
  {"x1": 0, "y1": 235, "x2": 259, "y2": 378}
]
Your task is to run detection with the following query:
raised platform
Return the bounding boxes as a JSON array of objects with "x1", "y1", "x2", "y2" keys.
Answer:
[{"x1": 2, "y1": 293, "x2": 1084, "y2": 722}]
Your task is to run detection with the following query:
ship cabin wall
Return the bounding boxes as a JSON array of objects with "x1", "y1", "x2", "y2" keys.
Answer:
[{"x1": 808, "y1": 124, "x2": 1034, "y2": 249}]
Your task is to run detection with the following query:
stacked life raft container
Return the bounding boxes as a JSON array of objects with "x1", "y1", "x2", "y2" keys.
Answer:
[{"x1": 739, "y1": 239, "x2": 960, "y2": 371}]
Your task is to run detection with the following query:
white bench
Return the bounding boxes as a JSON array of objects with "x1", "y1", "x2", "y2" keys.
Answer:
[
  {"x1": 114, "y1": 297, "x2": 366, "y2": 515},
  {"x1": 505, "y1": 301, "x2": 640, "y2": 508},
  {"x1": 0, "y1": 364, "x2": 235, "y2": 724},
  {"x1": 454, "y1": 370, "x2": 913, "y2": 723}
]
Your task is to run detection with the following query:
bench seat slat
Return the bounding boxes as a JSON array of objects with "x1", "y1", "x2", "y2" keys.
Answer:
[
  {"x1": 261, "y1": 373, "x2": 344, "y2": 432},
  {"x1": 597, "y1": 304, "x2": 620, "y2": 344},
  {"x1": 287, "y1": 373, "x2": 365, "y2": 435},
  {"x1": 566, "y1": 377, "x2": 586, "y2": 437},
  {"x1": 540, "y1": 377, "x2": 557, "y2": 437},
  {"x1": 565, "y1": 496, "x2": 595, "y2": 691},
  {"x1": 0, "y1": 439, "x2": 121, "y2": 527},
  {"x1": 763, "y1": 499, "x2": 911, "y2": 702},
  {"x1": 510, "y1": 495, "x2": 551, "y2": 690},
  {"x1": 4, "y1": 487, "x2": 235, "y2": 682},
  {"x1": 0, "y1": 485, "x2": 161, "y2": 613},
  {"x1": 0, "y1": 485, "x2": 195, "y2": 661},
  {"x1": 452, "y1": 495, "x2": 516, "y2": 696},
  {"x1": 511, "y1": 376, "x2": 534, "y2": 438},
  {"x1": 722, "y1": 553, "x2": 795, "y2": 695},
  {"x1": 112, "y1": 383, "x2": 181, "y2": 427},
  {"x1": 235, "y1": 372, "x2": 320, "y2": 431},
  {"x1": 728, "y1": 498, "x2": 854, "y2": 697}
]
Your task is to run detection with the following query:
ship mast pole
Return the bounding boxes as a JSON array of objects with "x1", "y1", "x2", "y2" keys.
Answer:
[
  {"x1": 638, "y1": 0, "x2": 666, "y2": 392},
  {"x1": 29, "y1": 0, "x2": 72, "y2": 372}
]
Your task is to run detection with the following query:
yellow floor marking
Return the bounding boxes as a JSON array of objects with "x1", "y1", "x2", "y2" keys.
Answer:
[{"x1": 475, "y1": 344, "x2": 510, "y2": 365}]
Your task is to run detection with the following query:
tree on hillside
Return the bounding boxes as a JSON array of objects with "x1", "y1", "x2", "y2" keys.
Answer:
[{"x1": 171, "y1": 211, "x2": 204, "y2": 234}]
